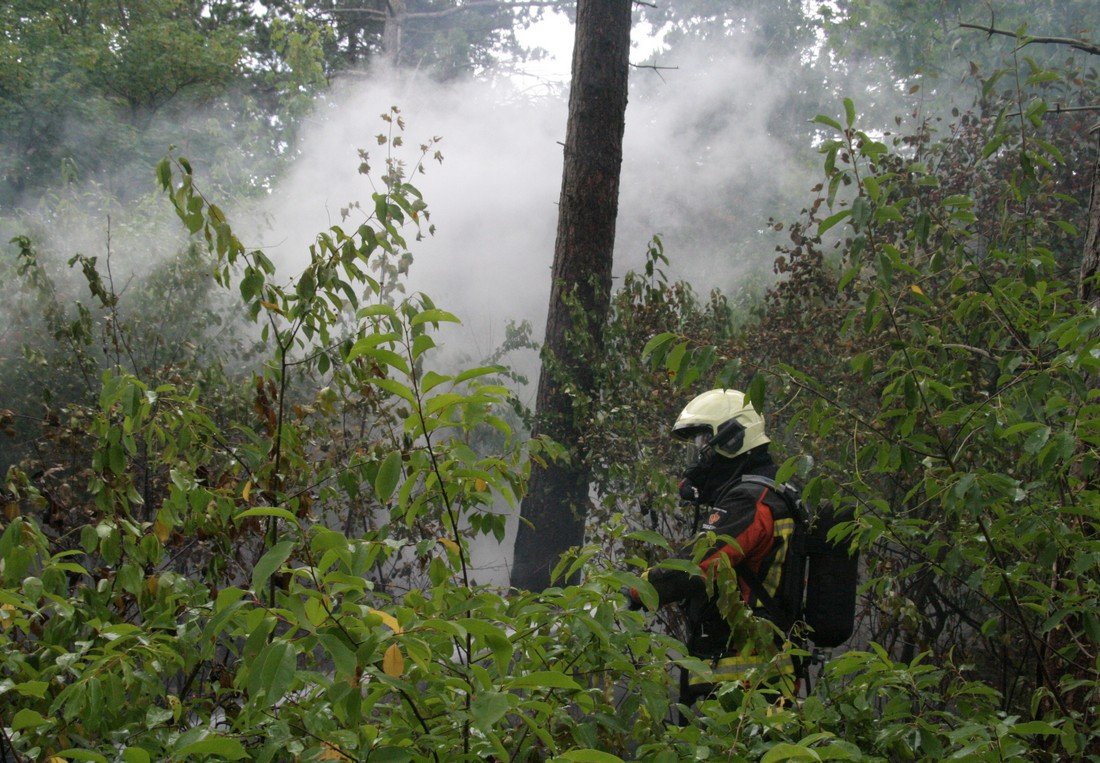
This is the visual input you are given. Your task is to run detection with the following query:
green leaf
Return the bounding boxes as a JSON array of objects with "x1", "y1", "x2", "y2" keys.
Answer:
[
  {"x1": 818, "y1": 209, "x2": 852, "y2": 235},
  {"x1": 411, "y1": 333, "x2": 436, "y2": 358},
  {"x1": 557, "y1": 751, "x2": 625, "y2": 763},
  {"x1": 762, "y1": 743, "x2": 821, "y2": 763},
  {"x1": 747, "y1": 373, "x2": 766, "y2": 413},
  {"x1": 506, "y1": 670, "x2": 582, "y2": 692},
  {"x1": 356, "y1": 303, "x2": 398, "y2": 320},
  {"x1": 837, "y1": 264, "x2": 860, "y2": 292},
  {"x1": 318, "y1": 632, "x2": 358, "y2": 677},
  {"x1": 123, "y1": 749, "x2": 152, "y2": 763},
  {"x1": 654, "y1": 558, "x2": 701, "y2": 576},
  {"x1": 346, "y1": 332, "x2": 401, "y2": 363},
  {"x1": 11, "y1": 708, "x2": 47, "y2": 731},
  {"x1": 1023, "y1": 425, "x2": 1051, "y2": 454},
  {"x1": 252, "y1": 540, "x2": 295, "y2": 594},
  {"x1": 54, "y1": 752, "x2": 109, "y2": 763},
  {"x1": 812, "y1": 114, "x2": 843, "y2": 131},
  {"x1": 174, "y1": 736, "x2": 249, "y2": 761},
  {"x1": 155, "y1": 158, "x2": 172, "y2": 189},
  {"x1": 80, "y1": 524, "x2": 99, "y2": 553},
  {"x1": 454, "y1": 365, "x2": 504, "y2": 384},
  {"x1": 235, "y1": 506, "x2": 299, "y2": 525},
  {"x1": 375, "y1": 451, "x2": 403, "y2": 502},
  {"x1": 665, "y1": 341, "x2": 688, "y2": 374},
  {"x1": 372, "y1": 377, "x2": 417, "y2": 405},
  {"x1": 981, "y1": 134, "x2": 1006, "y2": 159},
  {"x1": 874, "y1": 205, "x2": 904, "y2": 223},
  {"x1": 623, "y1": 529, "x2": 672, "y2": 551},
  {"x1": 775, "y1": 456, "x2": 799, "y2": 485},
  {"x1": 1010, "y1": 721, "x2": 1061, "y2": 736},
  {"x1": 421, "y1": 370, "x2": 452, "y2": 393},
  {"x1": 12, "y1": 681, "x2": 49, "y2": 698},
  {"x1": 641, "y1": 332, "x2": 676, "y2": 360},
  {"x1": 470, "y1": 691, "x2": 511, "y2": 731},
  {"x1": 843, "y1": 98, "x2": 856, "y2": 127},
  {"x1": 410, "y1": 308, "x2": 460, "y2": 326},
  {"x1": 247, "y1": 640, "x2": 297, "y2": 703}
]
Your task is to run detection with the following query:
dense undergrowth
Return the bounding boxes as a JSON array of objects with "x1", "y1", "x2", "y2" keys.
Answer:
[{"x1": 1, "y1": 54, "x2": 1097, "y2": 763}]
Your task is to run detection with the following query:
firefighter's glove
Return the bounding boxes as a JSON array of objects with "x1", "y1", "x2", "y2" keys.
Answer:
[{"x1": 678, "y1": 478, "x2": 700, "y2": 503}]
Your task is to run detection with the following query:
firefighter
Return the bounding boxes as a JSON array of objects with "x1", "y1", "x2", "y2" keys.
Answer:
[{"x1": 627, "y1": 388, "x2": 800, "y2": 710}]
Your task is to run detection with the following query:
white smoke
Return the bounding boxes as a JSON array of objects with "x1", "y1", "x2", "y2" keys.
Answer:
[
  {"x1": 246, "y1": 32, "x2": 816, "y2": 585},
  {"x1": 249, "y1": 31, "x2": 810, "y2": 368}
]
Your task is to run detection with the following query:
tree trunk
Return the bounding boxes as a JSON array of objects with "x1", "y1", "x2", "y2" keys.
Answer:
[
  {"x1": 383, "y1": 0, "x2": 405, "y2": 67},
  {"x1": 510, "y1": 0, "x2": 632, "y2": 591},
  {"x1": 1080, "y1": 128, "x2": 1099, "y2": 312}
]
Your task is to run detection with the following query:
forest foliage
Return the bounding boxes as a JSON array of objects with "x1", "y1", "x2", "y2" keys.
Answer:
[{"x1": 1, "y1": 1, "x2": 1098, "y2": 760}]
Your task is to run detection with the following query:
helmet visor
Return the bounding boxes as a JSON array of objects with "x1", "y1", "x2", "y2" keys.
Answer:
[{"x1": 679, "y1": 430, "x2": 711, "y2": 467}]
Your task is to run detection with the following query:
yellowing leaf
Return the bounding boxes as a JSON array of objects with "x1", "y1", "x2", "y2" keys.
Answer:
[
  {"x1": 241, "y1": 481, "x2": 252, "y2": 501},
  {"x1": 153, "y1": 520, "x2": 170, "y2": 544},
  {"x1": 45, "y1": 757, "x2": 68, "y2": 763},
  {"x1": 318, "y1": 743, "x2": 352, "y2": 761},
  {"x1": 3, "y1": 502, "x2": 19, "y2": 521},
  {"x1": 438, "y1": 537, "x2": 460, "y2": 557},
  {"x1": 382, "y1": 643, "x2": 405, "y2": 677},
  {"x1": 910, "y1": 284, "x2": 925, "y2": 296},
  {"x1": 0, "y1": 603, "x2": 16, "y2": 630},
  {"x1": 368, "y1": 608, "x2": 402, "y2": 634},
  {"x1": 145, "y1": 575, "x2": 159, "y2": 596},
  {"x1": 474, "y1": 478, "x2": 488, "y2": 492}
]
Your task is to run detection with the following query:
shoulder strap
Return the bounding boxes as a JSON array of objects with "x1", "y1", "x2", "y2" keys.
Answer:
[
  {"x1": 739, "y1": 474, "x2": 808, "y2": 523},
  {"x1": 734, "y1": 475, "x2": 801, "y2": 629},
  {"x1": 739, "y1": 474, "x2": 779, "y2": 491}
]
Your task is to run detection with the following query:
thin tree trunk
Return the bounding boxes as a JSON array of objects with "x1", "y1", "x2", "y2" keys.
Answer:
[
  {"x1": 383, "y1": 0, "x2": 406, "y2": 67},
  {"x1": 1080, "y1": 126, "x2": 1099, "y2": 312},
  {"x1": 510, "y1": 0, "x2": 632, "y2": 591}
]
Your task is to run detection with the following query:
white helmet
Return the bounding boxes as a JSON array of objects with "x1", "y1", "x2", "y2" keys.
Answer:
[{"x1": 672, "y1": 389, "x2": 769, "y2": 459}]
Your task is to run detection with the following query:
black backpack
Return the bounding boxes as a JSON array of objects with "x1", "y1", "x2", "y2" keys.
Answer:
[{"x1": 735, "y1": 475, "x2": 859, "y2": 648}]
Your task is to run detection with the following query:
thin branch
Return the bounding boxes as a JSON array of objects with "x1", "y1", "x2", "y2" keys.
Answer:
[
  {"x1": 1004, "y1": 104, "x2": 1100, "y2": 119},
  {"x1": 320, "y1": 1, "x2": 569, "y2": 21},
  {"x1": 396, "y1": 687, "x2": 441, "y2": 762},
  {"x1": 959, "y1": 22, "x2": 1100, "y2": 57}
]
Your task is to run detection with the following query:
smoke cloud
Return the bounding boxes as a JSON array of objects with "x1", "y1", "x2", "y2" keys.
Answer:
[
  {"x1": 243, "y1": 31, "x2": 819, "y2": 584},
  {"x1": 250, "y1": 31, "x2": 813, "y2": 385}
]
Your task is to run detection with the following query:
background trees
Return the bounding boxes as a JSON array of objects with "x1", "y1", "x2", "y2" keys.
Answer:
[{"x1": 0, "y1": 0, "x2": 1097, "y2": 759}]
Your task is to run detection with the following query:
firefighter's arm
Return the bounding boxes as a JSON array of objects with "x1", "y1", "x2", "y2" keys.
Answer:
[
  {"x1": 627, "y1": 488, "x2": 771, "y2": 609},
  {"x1": 634, "y1": 530, "x2": 749, "y2": 609},
  {"x1": 639, "y1": 564, "x2": 704, "y2": 608},
  {"x1": 699, "y1": 503, "x2": 774, "y2": 574}
]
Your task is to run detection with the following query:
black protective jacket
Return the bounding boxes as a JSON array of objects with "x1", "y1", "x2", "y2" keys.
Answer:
[{"x1": 646, "y1": 449, "x2": 797, "y2": 662}]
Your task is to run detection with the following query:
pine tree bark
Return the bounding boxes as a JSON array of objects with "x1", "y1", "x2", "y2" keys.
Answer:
[
  {"x1": 1080, "y1": 128, "x2": 1099, "y2": 313},
  {"x1": 510, "y1": 0, "x2": 632, "y2": 591}
]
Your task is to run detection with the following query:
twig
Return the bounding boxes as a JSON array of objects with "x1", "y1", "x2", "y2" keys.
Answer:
[
  {"x1": 396, "y1": 687, "x2": 442, "y2": 763},
  {"x1": 959, "y1": 22, "x2": 1100, "y2": 56},
  {"x1": 1004, "y1": 104, "x2": 1100, "y2": 119}
]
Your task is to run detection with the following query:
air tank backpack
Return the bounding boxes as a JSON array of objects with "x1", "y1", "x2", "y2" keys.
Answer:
[{"x1": 734, "y1": 475, "x2": 859, "y2": 648}]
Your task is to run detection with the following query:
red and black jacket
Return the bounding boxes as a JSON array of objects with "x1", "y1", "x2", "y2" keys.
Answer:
[{"x1": 646, "y1": 457, "x2": 795, "y2": 660}]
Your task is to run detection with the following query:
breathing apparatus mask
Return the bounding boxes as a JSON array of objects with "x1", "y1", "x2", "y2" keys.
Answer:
[{"x1": 678, "y1": 419, "x2": 747, "y2": 505}]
